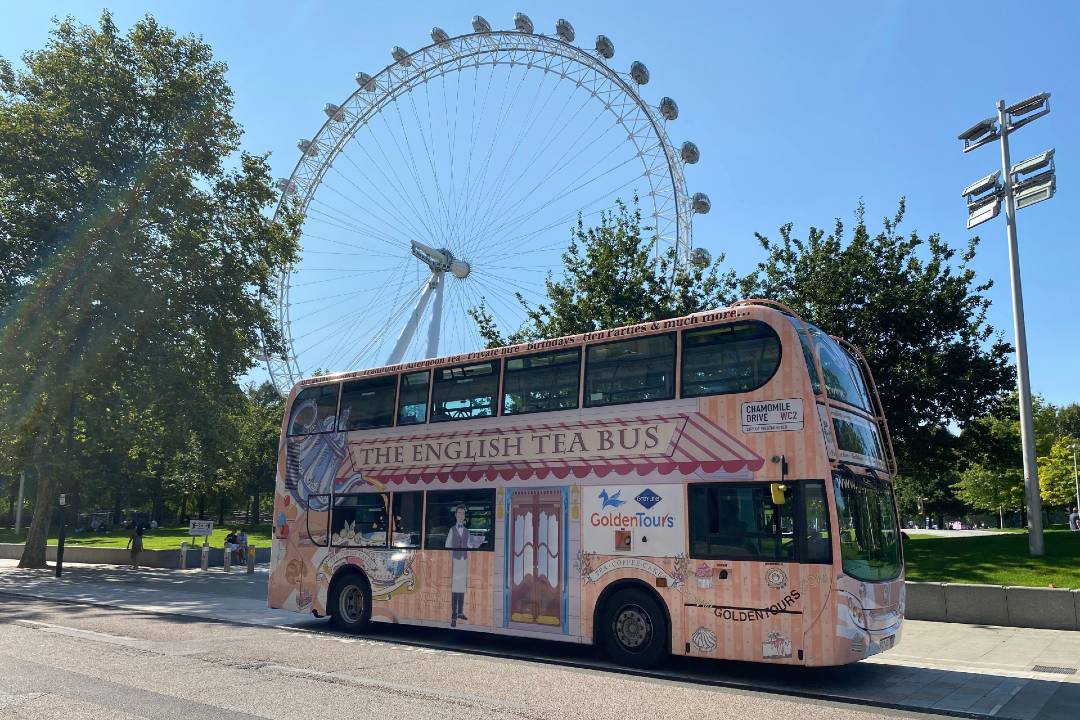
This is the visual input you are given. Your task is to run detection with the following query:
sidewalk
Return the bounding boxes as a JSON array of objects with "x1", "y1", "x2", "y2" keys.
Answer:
[{"x1": 1, "y1": 559, "x2": 1077, "y2": 719}]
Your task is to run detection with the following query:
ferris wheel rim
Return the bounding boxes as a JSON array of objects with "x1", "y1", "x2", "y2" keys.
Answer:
[{"x1": 263, "y1": 21, "x2": 704, "y2": 396}]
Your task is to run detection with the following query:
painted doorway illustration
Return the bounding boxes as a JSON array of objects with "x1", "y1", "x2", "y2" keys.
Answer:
[{"x1": 506, "y1": 488, "x2": 566, "y2": 630}]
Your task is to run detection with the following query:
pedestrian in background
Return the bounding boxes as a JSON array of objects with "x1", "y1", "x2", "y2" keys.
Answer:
[
  {"x1": 1069, "y1": 507, "x2": 1079, "y2": 531},
  {"x1": 237, "y1": 528, "x2": 249, "y2": 564},
  {"x1": 126, "y1": 526, "x2": 144, "y2": 569}
]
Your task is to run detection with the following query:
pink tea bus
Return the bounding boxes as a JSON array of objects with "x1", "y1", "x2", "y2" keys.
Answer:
[{"x1": 269, "y1": 300, "x2": 903, "y2": 668}]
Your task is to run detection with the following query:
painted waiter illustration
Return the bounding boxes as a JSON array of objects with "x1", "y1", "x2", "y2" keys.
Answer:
[{"x1": 445, "y1": 504, "x2": 480, "y2": 627}]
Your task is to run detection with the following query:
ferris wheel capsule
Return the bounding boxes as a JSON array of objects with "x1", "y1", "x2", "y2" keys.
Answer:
[
  {"x1": 392, "y1": 46, "x2": 411, "y2": 66},
  {"x1": 690, "y1": 247, "x2": 712, "y2": 268},
  {"x1": 514, "y1": 13, "x2": 534, "y2": 34},
  {"x1": 297, "y1": 139, "x2": 318, "y2": 156},
  {"x1": 274, "y1": 178, "x2": 296, "y2": 195},
  {"x1": 595, "y1": 35, "x2": 615, "y2": 59},
  {"x1": 691, "y1": 192, "x2": 711, "y2": 214},
  {"x1": 355, "y1": 72, "x2": 375, "y2": 91},
  {"x1": 659, "y1": 96, "x2": 679, "y2": 120},
  {"x1": 630, "y1": 61, "x2": 649, "y2": 85},
  {"x1": 472, "y1": 16, "x2": 492, "y2": 33},
  {"x1": 431, "y1": 27, "x2": 450, "y2": 44},
  {"x1": 323, "y1": 103, "x2": 345, "y2": 121},
  {"x1": 555, "y1": 19, "x2": 575, "y2": 42},
  {"x1": 681, "y1": 141, "x2": 700, "y2": 164}
]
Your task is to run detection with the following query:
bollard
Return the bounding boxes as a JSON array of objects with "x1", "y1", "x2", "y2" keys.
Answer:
[
  {"x1": 246, "y1": 544, "x2": 256, "y2": 574},
  {"x1": 223, "y1": 546, "x2": 231, "y2": 572},
  {"x1": 179, "y1": 542, "x2": 188, "y2": 570},
  {"x1": 200, "y1": 542, "x2": 209, "y2": 571}
]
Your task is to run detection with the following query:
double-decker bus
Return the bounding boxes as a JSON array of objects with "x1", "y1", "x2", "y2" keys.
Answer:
[{"x1": 269, "y1": 300, "x2": 903, "y2": 668}]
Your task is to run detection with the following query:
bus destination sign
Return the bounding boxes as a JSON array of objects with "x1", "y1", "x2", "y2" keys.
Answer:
[{"x1": 741, "y1": 399, "x2": 804, "y2": 433}]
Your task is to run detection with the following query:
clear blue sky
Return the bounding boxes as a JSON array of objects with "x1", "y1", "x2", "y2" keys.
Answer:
[{"x1": 3, "y1": 1, "x2": 1078, "y2": 405}]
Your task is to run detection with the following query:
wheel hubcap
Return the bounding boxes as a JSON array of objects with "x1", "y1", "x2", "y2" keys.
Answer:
[
  {"x1": 340, "y1": 586, "x2": 362, "y2": 623},
  {"x1": 614, "y1": 604, "x2": 653, "y2": 651}
]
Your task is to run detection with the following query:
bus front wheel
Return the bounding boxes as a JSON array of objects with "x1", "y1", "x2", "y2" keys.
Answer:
[
  {"x1": 600, "y1": 587, "x2": 668, "y2": 669},
  {"x1": 330, "y1": 574, "x2": 371, "y2": 632}
]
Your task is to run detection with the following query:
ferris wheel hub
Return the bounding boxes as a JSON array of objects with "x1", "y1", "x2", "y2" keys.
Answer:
[{"x1": 411, "y1": 240, "x2": 470, "y2": 280}]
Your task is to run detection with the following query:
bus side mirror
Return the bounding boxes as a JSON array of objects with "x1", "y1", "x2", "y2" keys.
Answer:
[{"x1": 770, "y1": 483, "x2": 788, "y2": 505}]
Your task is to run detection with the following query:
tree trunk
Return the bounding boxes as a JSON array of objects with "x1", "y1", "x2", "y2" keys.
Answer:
[
  {"x1": 175, "y1": 494, "x2": 186, "y2": 525},
  {"x1": 252, "y1": 492, "x2": 261, "y2": 525},
  {"x1": 998, "y1": 506, "x2": 1004, "y2": 529},
  {"x1": 217, "y1": 492, "x2": 226, "y2": 525},
  {"x1": 151, "y1": 469, "x2": 163, "y2": 525},
  {"x1": 197, "y1": 493, "x2": 206, "y2": 519},
  {"x1": 18, "y1": 464, "x2": 56, "y2": 568},
  {"x1": 6, "y1": 475, "x2": 14, "y2": 529}
]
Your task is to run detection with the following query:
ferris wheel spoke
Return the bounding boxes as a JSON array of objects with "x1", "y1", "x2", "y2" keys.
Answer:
[
  {"x1": 356, "y1": 115, "x2": 441, "y2": 243},
  {"x1": 336, "y1": 150, "x2": 432, "y2": 242},
  {"x1": 407, "y1": 79, "x2": 458, "y2": 249},
  {"x1": 306, "y1": 200, "x2": 412, "y2": 252},
  {"x1": 468, "y1": 84, "x2": 598, "y2": 241},
  {"x1": 324, "y1": 261, "x2": 418, "y2": 367},
  {"x1": 471, "y1": 86, "x2": 614, "y2": 247},
  {"x1": 457, "y1": 63, "x2": 529, "y2": 247},
  {"x1": 467, "y1": 64, "x2": 559, "y2": 223},
  {"x1": 380, "y1": 105, "x2": 445, "y2": 244},
  {"x1": 471, "y1": 154, "x2": 643, "y2": 252},
  {"x1": 396, "y1": 90, "x2": 456, "y2": 245},
  {"x1": 452, "y1": 64, "x2": 499, "y2": 251},
  {"x1": 326, "y1": 163, "x2": 429, "y2": 243}
]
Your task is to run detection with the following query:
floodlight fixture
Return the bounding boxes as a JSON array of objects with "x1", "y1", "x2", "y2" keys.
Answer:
[
  {"x1": 966, "y1": 194, "x2": 1000, "y2": 229},
  {"x1": 958, "y1": 116, "x2": 999, "y2": 153},
  {"x1": 1005, "y1": 92, "x2": 1050, "y2": 131},
  {"x1": 962, "y1": 170, "x2": 1001, "y2": 200},
  {"x1": 1014, "y1": 171, "x2": 1055, "y2": 209},
  {"x1": 1011, "y1": 148, "x2": 1054, "y2": 179}
]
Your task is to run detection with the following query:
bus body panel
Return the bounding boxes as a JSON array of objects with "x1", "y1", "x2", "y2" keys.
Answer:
[{"x1": 269, "y1": 304, "x2": 904, "y2": 667}]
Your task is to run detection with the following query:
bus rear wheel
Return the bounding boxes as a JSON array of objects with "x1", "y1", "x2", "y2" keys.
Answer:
[
  {"x1": 600, "y1": 587, "x2": 668, "y2": 669},
  {"x1": 330, "y1": 574, "x2": 371, "y2": 633}
]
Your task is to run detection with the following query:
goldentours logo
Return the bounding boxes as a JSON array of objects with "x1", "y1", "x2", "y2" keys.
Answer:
[{"x1": 635, "y1": 488, "x2": 662, "y2": 509}]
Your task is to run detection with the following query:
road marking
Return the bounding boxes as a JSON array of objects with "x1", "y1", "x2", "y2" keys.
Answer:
[{"x1": 14, "y1": 619, "x2": 157, "y2": 651}]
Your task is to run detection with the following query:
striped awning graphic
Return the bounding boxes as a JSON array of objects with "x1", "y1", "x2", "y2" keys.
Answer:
[{"x1": 336, "y1": 413, "x2": 764, "y2": 486}]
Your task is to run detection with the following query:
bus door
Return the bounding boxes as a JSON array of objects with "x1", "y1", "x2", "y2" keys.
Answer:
[
  {"x1": 506, "y1": 488, "x2": 566, "y2": 631},
  {"x1": 686, "y1": 482, "x2": 807, "y2": 664}
]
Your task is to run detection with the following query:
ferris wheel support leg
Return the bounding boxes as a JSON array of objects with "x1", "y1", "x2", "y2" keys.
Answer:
[
  {"x1": 386, "y1": 272, "x2": 438, "y2": 365},
  {"x1": 426, "y1": 272, "x2": 445, "y2": 359}
]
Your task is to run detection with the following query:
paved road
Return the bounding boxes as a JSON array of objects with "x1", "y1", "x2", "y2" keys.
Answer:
[
  {"x1": 1, "y1": 596, "x2": 935, "y2": 720},
  {"x1": 0, "y1": 562, "x2": 1077, "y2": 719}
]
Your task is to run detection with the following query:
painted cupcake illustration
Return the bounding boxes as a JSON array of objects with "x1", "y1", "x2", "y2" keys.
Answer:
[{"x1": 695, "y1": 562, "x2": 713, "y2": 589}]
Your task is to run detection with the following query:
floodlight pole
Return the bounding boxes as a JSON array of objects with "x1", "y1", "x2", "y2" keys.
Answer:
[{"x1": 996, "y1": 99, "x2": 1044, "y2": 556}]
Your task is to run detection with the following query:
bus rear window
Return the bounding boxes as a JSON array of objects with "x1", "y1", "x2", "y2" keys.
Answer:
[
  {"x1": 681, "y1": 321, "x2": 781, "y2": 397},
  {"x1": 585, "y1": 333, "x2": 675, "y2": 407},
  {"x1": 287, "y1": 384, "x2": 339, "y2": 436}
]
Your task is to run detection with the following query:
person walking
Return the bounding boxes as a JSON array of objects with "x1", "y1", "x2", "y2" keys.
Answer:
[
  {"x1": 1069, "y1": 507, "x2": 1079, "y2": 531},
  {"x1": 126, "y1": 526, "x2": 144, "y2": 569},
  {"x1": 237, "y1": 528, "x2": 249, "y2": 564}
]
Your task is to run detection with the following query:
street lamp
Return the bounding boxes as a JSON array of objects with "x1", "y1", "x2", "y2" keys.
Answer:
[
  {"x1": 1068, "y1": 443, "x2": 1080, "y2": 521},
  {"x1": 958, "y1": 92, "x2": 1056, "y2": 556}
]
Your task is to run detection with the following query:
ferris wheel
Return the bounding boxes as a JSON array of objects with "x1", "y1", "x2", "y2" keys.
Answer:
[{"x1": 264, "y1": 13, "x2": 711, "y2": 395}]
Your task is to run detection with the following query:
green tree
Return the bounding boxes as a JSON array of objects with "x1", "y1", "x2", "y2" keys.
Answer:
[
  {"x1": 740, "y1": 200, "x2": 1015, "y2": 508},
  {"x1": 470, "y1": 199, "x2": 736, "y2": 346},
  {"x1": 0, "y1": 13, "x2": 298, "y2": 566},
  {"x1": 1038, "y1": 437, "x2": 1079, "y2": 511},
  {"x1": 953, "y1": 464, "x2": 1024, "y2": 528},
  {"x1": 228, "y1": 382, "x2": 285, "y2": 524}
]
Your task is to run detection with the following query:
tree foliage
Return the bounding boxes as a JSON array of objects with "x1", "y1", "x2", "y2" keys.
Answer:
[
  {"x1": 740, "y1": 200, "x2": 1015, "y2": 513},
  {"x1": 0, "y1": 13, "x2": 297, "y2": 565},
  {"x1": 470, "y1": 199, "x2": 737, "y2": 347},
  {"x1": 1037, "y1": 437, "x2": 1079, "y2": 510}
]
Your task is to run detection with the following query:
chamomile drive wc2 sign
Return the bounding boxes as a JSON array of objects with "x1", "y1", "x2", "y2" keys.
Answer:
[{"x1": 741, "y1": 399, "x2": 804, "y2": 433}]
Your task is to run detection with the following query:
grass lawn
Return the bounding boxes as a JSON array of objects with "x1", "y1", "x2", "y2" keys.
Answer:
[
  {"x1": 904, "y1": 529, "x2": 1080, "y2": 588},
  {"x1": 0, "y1": 524, "x2": 273, "y2": 550}
]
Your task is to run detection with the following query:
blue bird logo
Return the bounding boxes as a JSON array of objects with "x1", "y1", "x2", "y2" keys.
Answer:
[{"x1": 598, "y1": 489, "x2": 626, "y2": 509}]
